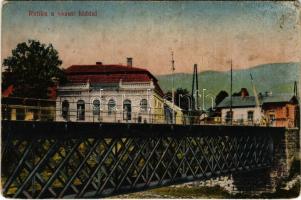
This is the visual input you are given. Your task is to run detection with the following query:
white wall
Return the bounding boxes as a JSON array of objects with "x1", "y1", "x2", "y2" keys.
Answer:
[
  {"x1": 55, "y1": 82, "x2": 161, "y2": 123},
  {"x1": 221, "y1": 107, "x2": 262, "y2": 125}
]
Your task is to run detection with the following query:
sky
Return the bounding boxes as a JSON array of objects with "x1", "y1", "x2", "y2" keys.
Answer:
[{"x1": 2, "y1": 1, "x2": 301, "y2": 75}]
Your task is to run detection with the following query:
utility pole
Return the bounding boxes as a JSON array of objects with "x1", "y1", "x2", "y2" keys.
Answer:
[
  {"x1": 171, "y1": 51, "x2": 175, "y2": 124},
  {"x1": 230, "y1": 59, "x2": 233, "y2": 125},
  {"x1": 191, "y1": 64, "x2": 199, "y2": 110},
  {"x1": 202, "y1": 89, "x2": 206, "y2": 111},
  {"x1": 250, "y1": 73, "x2": 260, "y2": 108},
  {"x1": 294, "y1": 81, "x2": 298, "y2": 97}
]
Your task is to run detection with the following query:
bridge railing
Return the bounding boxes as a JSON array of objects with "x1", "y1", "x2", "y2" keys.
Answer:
[
  {"x1": 1, "y1": 97, "x2": 295, "y2": 127},
  {"x1": 0, "y1": 103, "x2": 261, "y2": 125}
]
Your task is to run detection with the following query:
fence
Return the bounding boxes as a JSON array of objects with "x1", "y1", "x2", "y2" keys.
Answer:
[{"x1": 1, "y1": 97, "x2": 294, "y2": 127}]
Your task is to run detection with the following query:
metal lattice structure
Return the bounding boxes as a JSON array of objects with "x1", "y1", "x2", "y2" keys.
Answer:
[{"x1": 1, "y1": 121, "x2": 277, "y2": 198}]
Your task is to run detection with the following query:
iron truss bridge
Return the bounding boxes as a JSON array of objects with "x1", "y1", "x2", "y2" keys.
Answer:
[{"x1": 1, "y1": 121, "x2": 281, "y2": 198}]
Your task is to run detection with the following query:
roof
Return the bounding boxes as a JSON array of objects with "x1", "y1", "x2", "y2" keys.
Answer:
[
  {"x1": 217, "y1": 95, "x2": 297, "y2": 108},
  {"x1": 164, "y1": 100, "x2": 183, "y2": 113},
  {"x1": 48, "y1": 86, "x2": 57, "y2": 100},
  {"x1": 2, "y1": 85, "x2": 14, "y2": 97},
  {"x1": 67, "y1": 74, "x2": 151, "y2": 83},
  {"x1": 65, "y1": 64, "x2": 148, "y2": 74},
  {"x1": 63, "y1": 64, "x2": 164, "y2": 96},
  {"x1": 217, "y1": 96, "x2": 257, "y2": 108},
  {"x1": 262, "y1": 95, "x2": 297, "y2": 104},
  {"x1": 1, "y1": 84, "x2": 57, "y2": 99}
]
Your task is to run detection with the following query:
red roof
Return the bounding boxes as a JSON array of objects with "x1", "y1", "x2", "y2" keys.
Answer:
[
  {"x1": 2, "y1": 85, "x2": 14, "y2": 97},
  {"x1": 64, "y1": 64, "x2": 164, "y2": 96},
  {"x1": 2, "y1": 84, "x2": 57, "y2": 99},
  {"x1": 68, "y1": 74, "x2": 151, "y2": 83},
  {"x1": 65, "y1": 64, "x2": 147, "y2": 74},
  {"x1": 48, "y1": 86, "x2": 57, "y2": 100}
]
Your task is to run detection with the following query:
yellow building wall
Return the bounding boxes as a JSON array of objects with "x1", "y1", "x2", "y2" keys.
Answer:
[
  {"x1": 175, "y1": 108, "x2": 184, "y2": 124},
  {"x1": 11, "y1": 108, "x2": 16, "y2": 120},
  {"x1": 152, "y1": 93, "x2": 165, "y2": 124},
  {"x1": 161, "y1": 98, "x2": 184, "y2": 125}
]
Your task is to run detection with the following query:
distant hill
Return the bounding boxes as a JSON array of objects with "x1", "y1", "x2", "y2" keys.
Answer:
[{"x1": 155, "y1": 62, "x2": 300, "y2": 109}]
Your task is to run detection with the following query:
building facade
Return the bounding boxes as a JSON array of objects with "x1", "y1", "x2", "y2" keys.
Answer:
[
  {"x1": 217, "y1": 96, "x2": 263, "y2": 125},
  {"x1": 56, "y1": 59, "x2": 167, "y2": 123},
  {"x1": 261, "y1": 95, "x2": 299, "y2": 128},
  {"x1": 217, "y1": 93, "x2": 299, "y2": 128},
  {"x1": 164, "y1": 99, "x2": 183, "y2": 124}
]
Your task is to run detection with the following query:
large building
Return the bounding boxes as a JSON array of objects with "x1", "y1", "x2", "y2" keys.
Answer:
[{"x1": 56, "y1": 58, "x2": 171, "y2": 123}]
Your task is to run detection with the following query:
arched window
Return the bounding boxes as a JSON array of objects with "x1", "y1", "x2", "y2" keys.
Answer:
[
  {"x1": 108, "y1": 99, "x2": 116, "y2": 115},
  {"x1": 123, "y1": 99, "x2": 132, "y2": 120},
  {"x1": 92, "y1": 99, "x2": 100, "y2": 116},
  {"x1": 62, "y1": 100, "x2": 69, "y2": 120},
  {"x1": 77, "y1": 100, "x2": 85, "y2": 120},
  {"x1": 140, "y1": 99, "x2": 148, "y2": 112}
]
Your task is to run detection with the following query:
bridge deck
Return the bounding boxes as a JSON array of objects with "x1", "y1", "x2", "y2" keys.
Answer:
[
  {"x1": 1, "y1": 120, "x2": 283, "y2": 198},
  {"x1": 2, "y1": 120, "x2": 285, "y2": 139}
]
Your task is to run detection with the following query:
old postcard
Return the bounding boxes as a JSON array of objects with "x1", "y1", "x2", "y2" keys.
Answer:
[{"x1": 1, "y1": 1, "x2": 300, "y2": 198}]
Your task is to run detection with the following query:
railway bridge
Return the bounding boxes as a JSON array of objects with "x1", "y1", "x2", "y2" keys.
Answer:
[{"x1": 1, "y1": 120, "x2": 299, "y2": 198}]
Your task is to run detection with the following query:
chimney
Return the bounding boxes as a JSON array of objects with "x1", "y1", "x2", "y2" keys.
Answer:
[
  {"x1": 241, "y1": 89, "x2": 247, "y2": 97},
  {"x1": 96, "y1": 61, "x2": 103, "y2": 65},
  {"x1": 240, "y1": 88, "x2": 249, "y2": 98},
  {"x1": 127, "y1": 57, "x2": 133, "y2": 67}
]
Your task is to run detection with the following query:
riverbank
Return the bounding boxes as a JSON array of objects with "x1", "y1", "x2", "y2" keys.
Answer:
[
  {"x1": 110, "y1": 179, "x2": 299, "y2": 199},
  {"x1": 110, "y1": 160, "x2": 300, "y2": 199}
]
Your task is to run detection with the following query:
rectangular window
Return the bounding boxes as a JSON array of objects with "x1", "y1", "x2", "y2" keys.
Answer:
[
  {"x1": 77, "y1": 101, "x2": 85, "y2": 121},
  {"x1": 269, "y1": 114, "x2": 276, "y2": 126},
  {"x1": 225, "y1": 111, "x2": 233, "y2": 124},
  {"x1": 247, "y1": 111, "x2": 254, "y2": 122}
]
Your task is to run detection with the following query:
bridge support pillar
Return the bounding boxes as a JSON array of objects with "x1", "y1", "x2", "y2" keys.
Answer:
[
  {"x1": 268, "y1": 128, "x2": 299, "y2": 189},
  {"x1": 231, "y1": 128, "x2": 299, "y2": 195},
  {"x1": 188, "y1": 128, "x2": 300, "y2": 196}
]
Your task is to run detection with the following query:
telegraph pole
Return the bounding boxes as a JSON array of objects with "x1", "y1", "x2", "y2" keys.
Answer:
[
  {"x1": 230, "y1": 59, "x2": 233, "y2": 125},
  {"x1": 294, "y1": 81, "x2": 298, "y2": 97},
  {"x1": 171, "y1": 51, "x2": 175, "y2": 124},
  {"x1": 191, "y1": 64, "x2": 199, "y2": 110}
]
